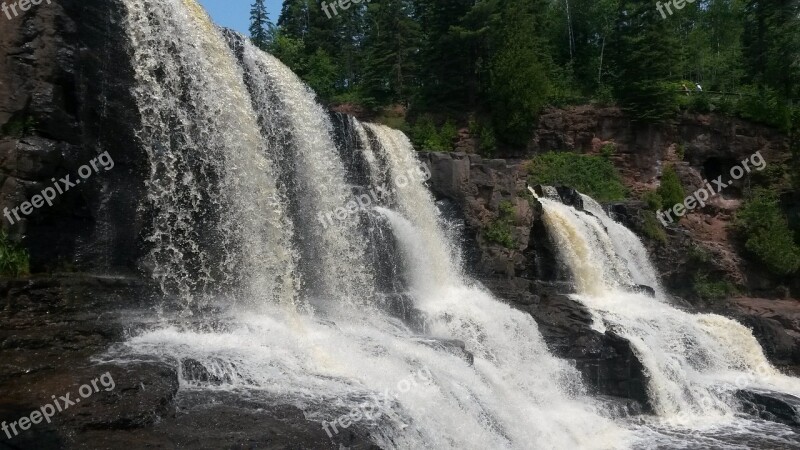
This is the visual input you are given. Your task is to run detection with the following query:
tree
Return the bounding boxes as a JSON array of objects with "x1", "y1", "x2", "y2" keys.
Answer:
[
  {"x1": 487, "y1": 0, "x2": 552, "y2": 145},
  {"x1": 743, "y1": 0, "x2": 800, "y2": 99},
  {"x1": 609, "y1": 0, "x2": 683, "y2": 121},
  {"x1": 249, "y1": 0, "x2": 275, "y2": 50},
  {"x1": 361, "y1": 0, "x2": 421, "y2": 105}
]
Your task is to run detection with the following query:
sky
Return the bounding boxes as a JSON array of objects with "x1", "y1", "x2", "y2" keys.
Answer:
[{"x1": 198, "y1": 0, "x2": 284, "y2": 35}]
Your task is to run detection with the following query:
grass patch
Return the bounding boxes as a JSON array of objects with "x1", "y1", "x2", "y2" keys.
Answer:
[
  {"x1": 693, "y1": 273, "x2": 737, "y2": 302},
  {"x1": 0, "y1": 231, "x2": 30, "y2": 277},
  {"x1": 526, "y1": 152, "x2": 627, "y2": 202}
]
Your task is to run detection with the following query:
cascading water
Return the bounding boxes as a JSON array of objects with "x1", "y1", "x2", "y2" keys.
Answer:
[
  {"x1": 234, "y1": 36, "x2": 374, "y2": 305},
  {"x1": 121, "y1": 0, "x2": 298, "y2": 307},
  {"x1": 112, "y1": 1, "x2": 635, "y2": 448},
  {"x1": 579, "y1": 194, "x2": 661, "y2": 292},
  {"x1": 112, "y1": 1, "x2": 800, "y2": 447},
  {"x1": 539, "y1": 190, "x2": 800, "y2": 444}
]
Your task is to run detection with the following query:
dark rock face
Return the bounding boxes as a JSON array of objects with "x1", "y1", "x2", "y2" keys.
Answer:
[
  {"x1": 0, "y1": 275, "x2": 379, "y2": 449},
  {"x1": 0, "y1": 0, "x2": 146, "y2": 274},
  {"x1": 423, "y1": 152, "x2": 651, "y2": 409},
  {"x1": 737, "y1": 390, "x2": 800, "y2": 427},
  {"x1": 526, "y1": 105, "x2": 789, "y2": 188}
]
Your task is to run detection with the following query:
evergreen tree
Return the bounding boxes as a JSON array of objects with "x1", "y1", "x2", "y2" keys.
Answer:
[
  {"x1": 487, "y1": 0, "x2": 552, "y2": 145},
  {"x1": 249, "y1": 0, "x2": 275, "y2": 50},
  {"x1": 743, "y1": 0, "x2": 800, "y2": 99},
  {"x1": 361, "y1": 0, "x2": 421, "y2": 105},
  {"x1": 277, "y1": 0, "x2": 309, "y2": 39},
  {"x1": 609, "y1": 0, "x2": 683, "y2": 121}
]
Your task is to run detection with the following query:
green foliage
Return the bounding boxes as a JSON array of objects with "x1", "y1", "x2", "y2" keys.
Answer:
[
  {"x1": 410, "y1": 116, "x2": 457, "y2": 152},
  {"x1": 693, "y1": 273, "x2": 737, "y2": 302},
  {"x1": 675, "y1": 144, "x2": 685, "y2": 161},
  {"x1": 526, "y1": 152, "x2": 627, "y2": 202},
  {"x1": 734, "y1": 86, "x2": 796, "y2": 132},
  {"x1": 599, "y1": 143, "x2": 616, "y2": 158},
  {"x1": 608, "y1": 0, "x2": 683, "y2": 121},
  {"x1": 1, "y1": 115, "x2": 37, "y2": 138},
  {"x1": 485, "y1": 200, "x2": 517, "y2": 248},
  {"x1": 735, "y1": 188, "x2": 800, "y2": 275},
  {"x1": 640, "y1": 210, "x2": 667, "y2": 244},
  {"x1": 264, "y1": 0, "x2": 797, "y2": 148},
  {"x1": 469, "y1": 119, "x2": 498, "y2": 157},
  {"x1": 269, "y1": 32, "x2": 306, "y2": 75},
  {"x1": 657, "y1": 166, "x2": 685, "y2": 212},
  {"x1": 688, "y1": 93, "x2": 712, "y2": 114},
  {"x1": 641, "y1": 190, "x2": 663, "y2": 211},
  {"x1": 0, "y1": 232, "x2": 29, "y2": 277},
  {"x1": 304, "y1": 49, "x2": 338, "y2": 100},
  {"x1": 488, "y1": 0, "x2": 552, "y2": 146},
  {"x1": 249, "y1": 0, "x2": 274, "y2": 50},
  {"x1": 688, "y1": 245, "x2": 714, "y2": 265}
]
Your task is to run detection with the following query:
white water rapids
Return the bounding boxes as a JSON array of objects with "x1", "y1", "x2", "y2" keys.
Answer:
[
  {"x1": 539, "y1": 194, "x2": 800, "y2": 446},
  {"x1": 112, "y1": 0, "x2": 800, "y2": 448}
]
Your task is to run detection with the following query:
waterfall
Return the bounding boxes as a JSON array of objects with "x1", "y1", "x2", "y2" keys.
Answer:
[
  {"x1": 365, "y1": 124, "x2": 459, "y2": 290},
  {"x1": 539, "y1": 191, "x2": 800, "y2": 423},
  {"x1": 115, "y1": 2, "x2": 632, "y2": 446},
  {"x1": 114, "y1": 1, "x2": 800, "y2": 448},
  {"x1": 579, "y1": 194, "x2": 662, "y2": 292},
  {"x1": 234, "y1": 37, "x2": 374, "y2": 305},
  {"x1": 121, "y1": 0, "x2": 298, "y2": 307}
]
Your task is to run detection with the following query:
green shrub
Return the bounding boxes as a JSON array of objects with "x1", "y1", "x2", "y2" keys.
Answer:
[
  {"x1": 676, "y1": 144, "x2": 685, "y2": 161},
  {"x1": 0, "y1": 232, "x2": 30, "y2": 277},
  {"x1": 641, "y1": 190, "x2": 663, "y2": 211},
  {"x1": 526, "y1": 152, "x2": 627, "y2": 202},
  {"x1": 593, "y1": 84, "x2": 615, "y2": 107},
  {"x1": 640, "y1": 211, "x2": 667, "y2": 244},
  {"x1": 469, "y1": 119, "x2": 498, "y2": 157},
  {"x1": 657, "y1": 166, "x2": 685, "y2": 212},
  {"x1": 688, "y1": 93, "x2": 712, "y2": 113},
  {"x1": 735, "y1": 85, "x2": 794, "y2": 132},
  {"x1": 693, "y1": 273, "x2": 737, "y2": 302},
  {"x1": 485, "y1": 220, "x2": 515, "y2": 248},
  {"x1": 688, "y1": 246, "x2": 713, "y2": 265},
  {"x1": 411, "y1": 116, "x2": 458, "y2": 152},
  {"x1": 600, "y1": 143, "x2": 616, "y2": 158},
  {"x1": 735, "y1": 188, "x2": 800, "y2": 275},
  {"x1": 485, "y1": 200, "x2": 517, "y2": 249}
]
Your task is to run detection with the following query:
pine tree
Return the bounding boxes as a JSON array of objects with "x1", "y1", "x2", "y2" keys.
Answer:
[
  {"x1": 609, "y1": 0, "x2": 683, "y2": 121},
  {"x1": 361, "y1": 0, "x2": 421, "y2": 106},
  {"x1": 743, "y1": 0, "x2": 800, "y2": 99},
  {"x1": 487, "y1": 0, "x2": 552, "y2": 145},
  {"x1": 249, "y1": 0, "x2": 275, "y2": 51}
]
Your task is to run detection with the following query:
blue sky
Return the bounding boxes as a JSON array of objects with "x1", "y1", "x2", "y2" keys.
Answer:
[{"x1": 198, "y1": 0, "x2": 284, "y2": 35}]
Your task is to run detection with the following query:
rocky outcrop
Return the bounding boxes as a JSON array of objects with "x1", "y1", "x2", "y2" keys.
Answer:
[
  {"x1": 0, "y1": 275, "x2": 379, "y2": 449},
  {"x1": 0, "y1": 0, "x2": 147, "y2": 274},
  {"x1": 422, "y1": 152, "x2": 652, "y2": 409},
  {"x1": 737, "y1": 389, "x2": 800, "y2": 427}
]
